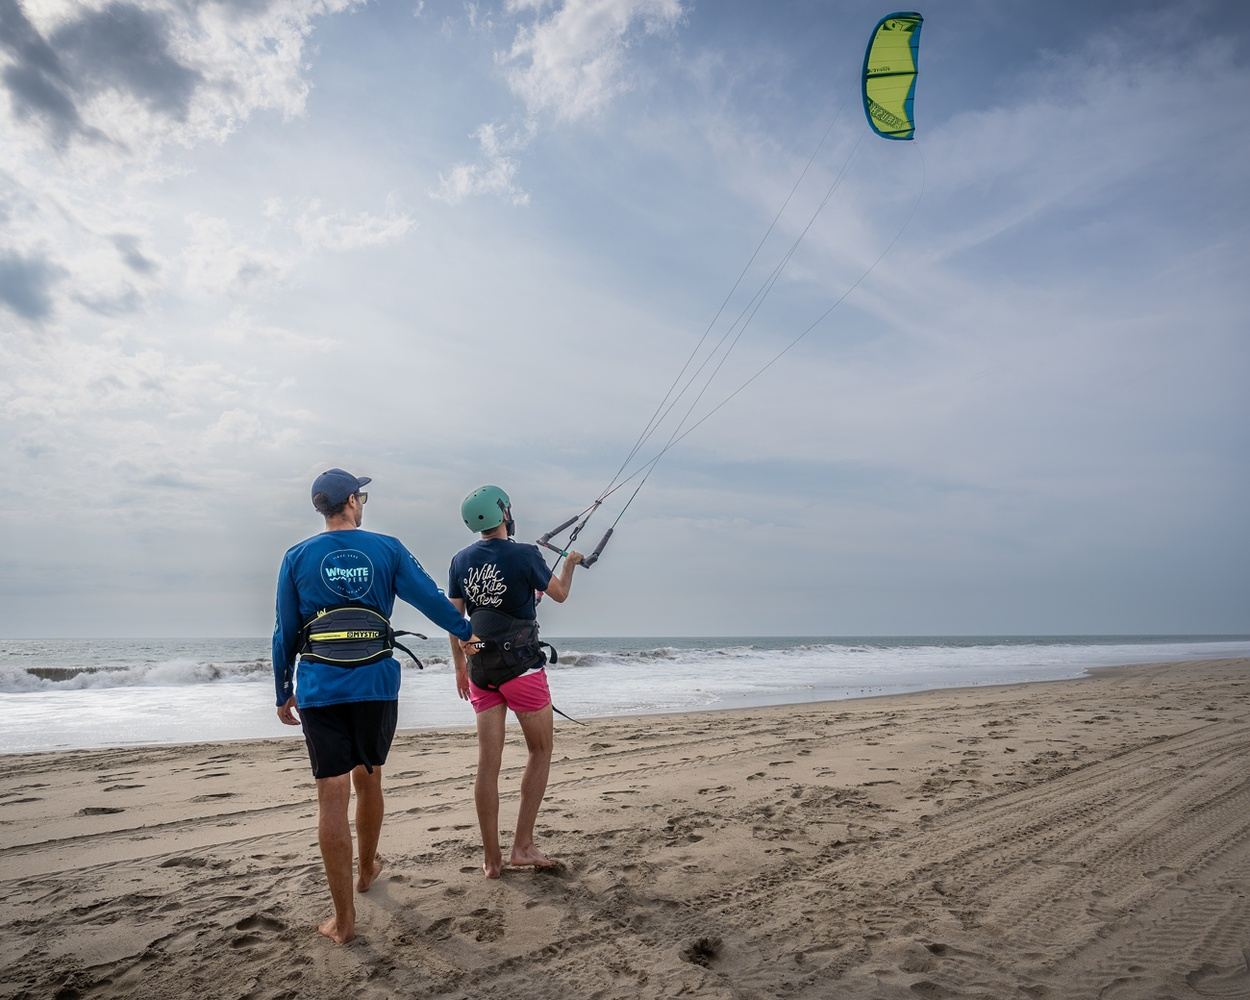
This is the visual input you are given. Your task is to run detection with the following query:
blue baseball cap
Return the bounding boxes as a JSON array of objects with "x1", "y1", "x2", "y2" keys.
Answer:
[{"x1": 311, "y1": 468, "x2": 372, "y2": 505}]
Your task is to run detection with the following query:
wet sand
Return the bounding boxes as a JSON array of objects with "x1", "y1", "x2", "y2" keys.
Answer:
[{"x1": 1, "y1": 657, "x2": 1247, "y2": 999}]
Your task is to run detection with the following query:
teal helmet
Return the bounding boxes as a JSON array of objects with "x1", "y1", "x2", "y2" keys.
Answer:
[{"x1": 461, "y1": 485, "x2": 513, "y2": 534}]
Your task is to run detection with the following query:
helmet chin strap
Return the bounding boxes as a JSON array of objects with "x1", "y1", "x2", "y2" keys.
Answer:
[{"x1": 498, "y1": 499, "x2": 516, "y2": 537}]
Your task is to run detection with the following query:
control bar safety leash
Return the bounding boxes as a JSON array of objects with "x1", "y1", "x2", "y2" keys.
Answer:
[{"x1": 552, "y1": 704, "x2": 588, "y2": 726}]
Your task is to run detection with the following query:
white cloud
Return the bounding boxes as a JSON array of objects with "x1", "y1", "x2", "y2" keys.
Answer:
[
  {"x1": 181, "y1": 213, "x2": 292, "y2": 296},
  {"x1": 288, "y1": 197, "x2": 416, "y2": 251},
  {"x1": 180, "y1": 198, "x2": 414, "y2": 295},
  {"x1": 433, "y1": 0, "x2": 684, "y2": 205},
  {"x1": 0, "y1": 162, "x2": 162, "y2": 325},
  {"x1": 0, "y1": 0, "x2": 367, "y2": 326},
  {"x1": 0, "y1": 326, "x2": 316, "y2": 518},
  {"x1": 205, "y1": 408, "x2": 266, "y2": 446},
  {"x1": 217, "y1": 308, "x2": 337, "y2": 353},
  {"x1": 203, "y1": 406, "x2": 298, "y2": 450},
  {"x1": 2, "y1": 0, "x2": 366, "y2": 158},
  {"x1": 431, "y1": 120, "x2": 534, "y2": 205},
  {"x1": 463, "y1": 1, "x2": 496, "y2": 32},
  {"x1": 501, "y1": 0, "x2": 683, "y2": 122}
]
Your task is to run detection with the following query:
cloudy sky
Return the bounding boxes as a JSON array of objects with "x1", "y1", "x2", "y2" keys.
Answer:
[{"x1": 1, "y1": 0, "x2": 1247, "y2": 638}]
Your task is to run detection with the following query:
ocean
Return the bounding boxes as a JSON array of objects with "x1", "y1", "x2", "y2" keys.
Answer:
[{"x1": 3, "y1": 635, "x2": 1248, "y2": 754}]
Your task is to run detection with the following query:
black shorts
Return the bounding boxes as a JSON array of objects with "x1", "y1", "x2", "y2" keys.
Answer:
[{"x1": 299, "y1": 700, "x2": 398, "y2": 780}]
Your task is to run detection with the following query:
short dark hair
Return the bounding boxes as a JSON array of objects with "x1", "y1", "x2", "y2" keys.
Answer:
[{"x1": 312, "y1": 492, "x2": 348, "y2": 517}]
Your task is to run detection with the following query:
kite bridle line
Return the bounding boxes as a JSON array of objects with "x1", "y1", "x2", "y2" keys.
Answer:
[
  {"x1": 538, "y1": 126, "x2": 925, "y2": 571},
  {"x1": 597, "y1": 107, "x2": 848, "y2": 502},
  {"x1": 594, "y1": 142, "x2": 927, "y2": 530},
  {"x1": 538, "y1": 108, "x2": 849, "y2": 571}
]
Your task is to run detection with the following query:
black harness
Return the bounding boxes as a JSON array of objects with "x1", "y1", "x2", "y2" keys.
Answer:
[
  {"x1": 299, "y1": 605, "x2": 427, "y2": 669},
  {"x1": 466, "y1": 607, "x2": 558, "y2": 691}
]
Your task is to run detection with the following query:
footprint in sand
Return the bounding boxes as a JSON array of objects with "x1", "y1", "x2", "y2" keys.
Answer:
[
  {"x1": 909, "y1": 980, "x2": 955, "y2": 996},
  {"x1": 455, "y1": 907, "x2": 505, "y2": 943},
  {"x1": 191, "y1": 792, "x2": 237, "y2": 803},
  {"x1": 103, "y1": 784, "x2": 144, "y2": 792},
  {"x1": 425, "y1": 917, "x2": 455, "y2": 940},
  {"x1": 78, "y1": 806, "x2": 124, "y2": 816},
  {"x1": 1184, "y1": 960, "x2": 1250, "y2": 995},
  {"x1": 159, "y1": 856, "x2": 209, "y2": 869},
  {"x1": 235, "y1": 913, "x2": 286, "y2": 933},
  {"x1": 681, "y1": 936, "x2": 722, "y2": 967},
  {"x1": 1097, "y1": 975, "x2": 1150, "y2": 999}
]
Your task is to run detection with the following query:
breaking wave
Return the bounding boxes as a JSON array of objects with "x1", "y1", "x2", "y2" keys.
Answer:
[
  {"x1": 3, "y1": 636, "x2": 1248, "y2": 694},
  {"x1": 0, "y1": 658, "x2": 272, "y2": 693}
]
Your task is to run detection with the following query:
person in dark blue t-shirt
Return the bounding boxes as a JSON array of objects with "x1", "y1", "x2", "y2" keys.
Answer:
[
  {"x1": 272, "y1": 468, "x2": 472, "y2": 944},
  {"x1": 447, "y1": 484, "x2": 582, "y2": 878}
]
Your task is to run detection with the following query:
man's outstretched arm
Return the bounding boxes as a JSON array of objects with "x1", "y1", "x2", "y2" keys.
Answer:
[{"x1": 395, "y1": 546, "x2": 473, "y2": 640}]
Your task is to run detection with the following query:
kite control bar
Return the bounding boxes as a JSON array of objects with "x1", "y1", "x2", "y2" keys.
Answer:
[
  {"x1": 536, "y1": 515, "x2": 579, "y2": 557},
  {"x1": 537, "y1": 508, "x2": 613, "y2": 568},
  {"x1": 582, "y1": 528, "x2": 612, "y2": 568}
]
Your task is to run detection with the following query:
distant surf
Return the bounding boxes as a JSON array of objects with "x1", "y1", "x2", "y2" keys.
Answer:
[{"x1": 2, "y1": 635, "x2": 1247, "y2": 753}]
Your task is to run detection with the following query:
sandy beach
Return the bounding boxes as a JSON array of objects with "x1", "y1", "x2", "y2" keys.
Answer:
[{"x1": 1, "y1": 657, "x2": 1247, "y2": 999}]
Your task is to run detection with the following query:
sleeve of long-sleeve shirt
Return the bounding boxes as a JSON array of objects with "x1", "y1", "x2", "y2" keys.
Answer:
[
  {"x1": 394, "y1": 541, "x2": 472, "y2": 640},
  {"x1": 525, "y1": 544, "x2": 553, "y2": 590},
  {"x1": 271, "y1": 554, "x2": 301, "y2": 706}
]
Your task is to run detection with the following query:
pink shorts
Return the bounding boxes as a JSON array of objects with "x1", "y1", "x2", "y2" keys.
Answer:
[{"x1": 468, "y1": 668, "x2": 552, "y2": 715}]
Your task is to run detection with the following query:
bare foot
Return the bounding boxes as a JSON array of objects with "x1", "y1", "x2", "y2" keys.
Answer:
[
  {"x1": 509, "y1": 843, "x2": 557, "y2": 868},
  {"x1": 483, "y1": 851, "x2": 503, "y2": 879},
  {"x1": 317, "y1": 914, "x2": 355, "y2": 944},
  {"x1": 357, "y1": 854, "x2": 385, "y2": 893}
]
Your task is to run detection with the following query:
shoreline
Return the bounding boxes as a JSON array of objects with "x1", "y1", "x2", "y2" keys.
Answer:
[
  {"x1": 0, "y1": 653, "x2": 1236, "y2": 761},
  {"x1": 2, "y1": 657, "x2": 1247, "y2": 998}
]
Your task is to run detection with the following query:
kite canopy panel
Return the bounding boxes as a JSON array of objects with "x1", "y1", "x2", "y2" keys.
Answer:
[{"x1": 863, "y1": 11, "x2": 923, "y2": 140}]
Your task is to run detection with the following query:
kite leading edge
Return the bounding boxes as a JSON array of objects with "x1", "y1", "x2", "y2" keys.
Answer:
[{"x1": 863, "y1": 12, "x2": 923, "y2": 140}]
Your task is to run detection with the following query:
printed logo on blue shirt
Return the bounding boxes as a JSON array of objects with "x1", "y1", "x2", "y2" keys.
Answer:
[{"x1": 320, "y1": 549, "x2": 374, "y2": 600}]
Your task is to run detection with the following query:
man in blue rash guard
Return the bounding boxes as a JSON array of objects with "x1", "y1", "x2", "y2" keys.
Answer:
[{"x1": 272, "y1": 468, "x2": 472, "y2": 945}]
